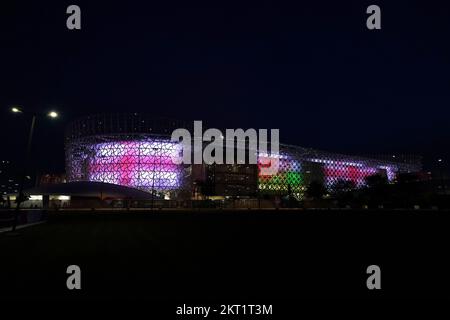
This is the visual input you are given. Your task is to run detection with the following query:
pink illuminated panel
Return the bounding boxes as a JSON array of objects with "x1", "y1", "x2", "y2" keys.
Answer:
[
  {"x1": 87, "y1": 139, "x2": 182, "y2": 191},
  {"x1": 309, "y1": 158, "x2": 397, "y2": 188}
]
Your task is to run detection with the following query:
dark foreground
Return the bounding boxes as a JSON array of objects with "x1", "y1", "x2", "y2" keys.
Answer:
[{"x1": 0, "y1": 209, "x2": 449, "y2": 302}]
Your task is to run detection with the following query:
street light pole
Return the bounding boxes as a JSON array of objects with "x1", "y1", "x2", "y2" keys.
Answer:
[
  {"x1": 9, "y1": 107, "x2": 59, "y2": 233},
  {"x1": 12, "y1": 114, "x2": 36, "y2": 232}
]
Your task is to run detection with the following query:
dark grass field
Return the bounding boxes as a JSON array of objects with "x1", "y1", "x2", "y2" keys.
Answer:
[{"x1": 0, "y1": 209, "x2": 449, "y2": 301}]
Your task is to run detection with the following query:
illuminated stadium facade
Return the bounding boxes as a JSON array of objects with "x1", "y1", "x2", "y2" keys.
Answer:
[{"x1": 65, "y1": 114, "x2": 421, "y2": 199}]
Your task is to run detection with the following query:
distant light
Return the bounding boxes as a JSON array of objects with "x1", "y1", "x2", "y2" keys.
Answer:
[
  {"x1": 438, "y1": 159, "x2": 443, "y2": 162},
  {"x1": 392, "y1": 155, "x2": 396, "y2": 158},
  {"x1": 49, "y1": 195, "x2": 70, "y2": 201},
  {"x1": 48, "y1": 111, "x2": 59, "y2": 118},
  {"x1": 11, "y1": 107, "x2": 22, "y2": 113}
]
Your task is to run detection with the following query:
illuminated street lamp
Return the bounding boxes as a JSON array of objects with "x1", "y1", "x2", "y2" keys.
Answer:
[
  {"x1": 9, "y1": 106, "x2": 60, "y2": 232},
  {"x1": 48, "y1": 111, "x2": 59, "y2": 118}
]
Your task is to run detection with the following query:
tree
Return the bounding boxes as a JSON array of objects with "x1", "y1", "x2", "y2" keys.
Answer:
[
  {"x1": 364, "y1": 174, "x2": 389, "y2": 206},
  {"x1": 333, "y1": 179, "x2": 356, "y2": 206},
  {"x1": 394, "y1": 172, "x2": 425, "y2": 207},
  {"x1": 333, "y1": 179, "x2": 356, "y2": 194},
  {"x1": 14, "y1": 192, "x2": 29, "y2": 204},
  {"x1": 365, "y1": 174, "x2": 388, "y2": 189},
  {"x1": 396, "y1": 172, "x2": 420, "y2": 184},
  {"x1": 306, "y1": 181, "x2": 327, "y2": 200}
]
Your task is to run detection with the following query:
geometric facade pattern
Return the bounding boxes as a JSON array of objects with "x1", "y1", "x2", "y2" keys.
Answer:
[
  {"x1": 310, "y1": 158, "x2": 382, "y2": 188},
  {"x1": 65, "y1": 113, "x2": 421, "y2": 199},
  {"x1": 67, "y1": 138, "x2": 183, "y2": 193},
  {"x1": 258, "y1": 152, "x2": 304, "y2": 194},
  {"x1": 65, "y1": 114, "x2": 191, "y2": 195},
  {"x1": 257, "y1": 145, "x2": 417, "y2": 198},
  {"x1": 87, "y1": 139, "x2": 182, "y2": 192}
]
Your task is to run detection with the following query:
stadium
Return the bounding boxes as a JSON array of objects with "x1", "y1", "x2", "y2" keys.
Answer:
[{"x1": 65, "y1": 113, "x2": 421, "y2": 201}]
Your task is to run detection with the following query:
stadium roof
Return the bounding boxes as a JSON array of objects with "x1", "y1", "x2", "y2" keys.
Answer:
[{"x1": 23, "y1": 181, "x2": 153, "y2": 199}]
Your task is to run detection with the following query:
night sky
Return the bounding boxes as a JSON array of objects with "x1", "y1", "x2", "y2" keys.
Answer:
[{"x1": 0, "y1": 0, "x2": 449, "y2": 174}]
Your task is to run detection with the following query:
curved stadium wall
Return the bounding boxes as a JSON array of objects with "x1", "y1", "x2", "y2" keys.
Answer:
[
  {"x1": 65, "y1": 114, "x2": 192, "y2": 197},
  {"x1": 65, "y1": 113, "x2": 420, "y2": 198}
]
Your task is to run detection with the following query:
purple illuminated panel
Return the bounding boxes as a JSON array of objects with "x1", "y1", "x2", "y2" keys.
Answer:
[{"x1": 87, "y1": 139, "x2": 182, "y2": 192}]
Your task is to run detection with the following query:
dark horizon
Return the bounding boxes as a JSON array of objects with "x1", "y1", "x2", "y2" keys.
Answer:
[{"x1": 1, "y1": 1, "x2": 449, "y2": 174}]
